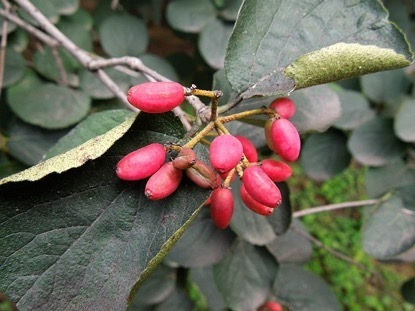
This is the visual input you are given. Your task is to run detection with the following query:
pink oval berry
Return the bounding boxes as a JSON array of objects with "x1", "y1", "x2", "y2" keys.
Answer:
[
  {"x1": 264, "y1": 118, "x2": 275, "y2": 151},
  {"x1": 259, "y1": 301, "x2": 283, "y2": 311},
  {"x1": 127, "y1": 82, "x2": 184, "y2": 113},
  {"x1": 240, "y1": 185, "x2": 274, "y2": 216},
  {"x1": 116, "y1": 143, "x2": 166, "y2": 181},
  {"x1": 269, "y1": 97, "x2": 296, "y2": 119},
  {"x1": 261, "y1": 159, "x2": 292, "y2": 182},
  {"x1": 210, "y1": 135, "x2": 243, "y2": 173},
  {"x1": 145, "y1": 162, "x2": 182, "y2": 200},
  {"x1": 185, "y1": 160, "x2": 219, "y2": 189},
  {"x1": 235, "y1": 135, "x2": 258, "y2": 162},
  {"x1": 210, "y1": 188, "x2": 234, "y2": 229},
  {"x1": 173, "y1": 147, "x2": 197, "y2": 170},
  {"x1": 269, "y1": 118, "x2": 301, "y2": 162},
  {"x1": 242, "y1": 166, "x2": 282, "y2": 207}
]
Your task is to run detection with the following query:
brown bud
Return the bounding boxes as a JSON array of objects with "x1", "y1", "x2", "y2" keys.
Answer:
[
  {"x1": 185, "y1": 160, "x2": 220, "y2": 189},
  {"x1": 172, "y1": 147, "x2": 197, "y2": 170}
]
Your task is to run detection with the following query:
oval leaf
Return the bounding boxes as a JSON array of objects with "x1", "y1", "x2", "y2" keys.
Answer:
[
  {"x1": 3, "y1": 48, "x2": 25, "y2": 88},
  {"x1": 395, "y1": 98, "x2": 415, "y2": 142}
]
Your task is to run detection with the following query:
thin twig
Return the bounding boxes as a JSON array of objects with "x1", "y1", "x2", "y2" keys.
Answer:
[
  {"x1": 173, "y1": 107, "x2": 191, "y2": 130},
  {"x1": 50, "y1": 46, "x2": 68, "y2": 86},
  {"x1": 0, "y1": 0, "x2": 10, "y2": 98},
  {"x1": 293, "y1": 199, "x2": 379, "y2": 218}
]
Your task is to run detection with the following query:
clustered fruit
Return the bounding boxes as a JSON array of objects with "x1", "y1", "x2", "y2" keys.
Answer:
[{"x1": 116, "y1": 82, "x2": 301, "y2": 230}]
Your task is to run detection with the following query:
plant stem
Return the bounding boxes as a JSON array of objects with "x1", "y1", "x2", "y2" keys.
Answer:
[
  {"x1": 218, "y1": 107, "x2": 277, "y2": 123},
  {"x1": 293, "y1": 199, "x2": 380, "y2": 218},
  {"x1": 223, "y1": 168, "x2": 235, "y2": 188},
  {"x1": 184, "y1": 122, "x2": 215, "y2": 149}
]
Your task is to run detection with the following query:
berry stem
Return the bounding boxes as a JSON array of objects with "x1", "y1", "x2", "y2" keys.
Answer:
[
  {"x1": 218, "y1": 107, "x2": 277, "y2": 123},
  {"x1": 184, "y1": 122, "x2": 215, "y2": 149},
  {"x1": 223, "y1": 168, "x2": 236, "y2": 188}
]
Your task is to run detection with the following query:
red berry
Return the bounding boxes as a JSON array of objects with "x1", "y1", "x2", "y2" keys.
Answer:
[
  {"x1": 127, "y1": 82, "x2": 184, "y2": 113},
  {"x1": 145, "y1": 162, "x2": 182, "y2": 200},
  {"x1": 185, "y1": 160, "x2": 219, "y2": 189},
  {"x1": 173, "y1": 147, "x2": 197, "y2": 170},
  {"x1": 242, "y1": 166, "x2": 282, "y2": 207},
  {"x1": 269, "y1": 118, "x2": 301, "y2": 162},
  {"x1": 116, "y1": 143, "x2": 166, "y2": 180},
  {"x1": 240, "y1": 185, "x2": 274, "y2": 216},
  {"x1": 204, "y1": 195, "x2": 211, "y2": 206},
  {"x1": 210, "y1": 135, "x2": 243, "y2": 173},
  {"x1": 261, "y1": 159, "x2": 292, "y2": 182},
  {"x1": 260, "y1": 301, "x2": 283, "y2": 311},
  {"x1": 269, "y1": 97, "x2": 296, "y2": 119},
  {"x1": 264, "y1": 118, "x2": 275, "y2": 151},
  {"x1": 235, "y1": 135, "x2": 258, "y2": 162},
  {"x1": 210, "y1": 188, "x2": 234, "y2": 229}
]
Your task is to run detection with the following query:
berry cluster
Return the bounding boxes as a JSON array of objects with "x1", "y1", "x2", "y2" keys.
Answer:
[{"x1": 116, "y1": 82, "x2": 301, "y2": 230}]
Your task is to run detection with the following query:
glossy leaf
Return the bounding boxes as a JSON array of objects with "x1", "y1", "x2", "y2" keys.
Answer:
[
  {"x1": 225, "y1": 0, "x2": 412, "y2": 99},
  {"x1": 301, "y1": 130, "x2": 351, "y2": 181},
  {"x1": 213, "y1": 239, "x2": 278, "y2": 310},
  {"x1": 362, "y1": 196, "x2": 415, "y2": 259},
  {"x1": 0, "y1": 113, "x2": 209, "y2": 311},
  {"x1": 348, "y1": 117, "x2": 405, "y2": 167},
  {"x1": 3, "y1": 48, "x2": 25, "y2": 88}
]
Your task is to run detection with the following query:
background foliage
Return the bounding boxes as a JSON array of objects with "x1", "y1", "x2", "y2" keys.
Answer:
[{"x1": 0, "y1": 0, "x2": 415, "y2": 310}]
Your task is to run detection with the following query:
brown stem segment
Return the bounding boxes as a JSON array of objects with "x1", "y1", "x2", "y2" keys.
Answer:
[
  {"x1": 223, "y1": 168, "x2": 236, "y2": 188},
  {"x1": 218, "y1": 108, "x2": 278, "y2": 123}
]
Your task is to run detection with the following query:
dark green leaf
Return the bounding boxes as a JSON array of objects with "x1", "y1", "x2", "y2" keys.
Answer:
[
  {"x1": 333, "y1": 88, "x2": 375, "y2": 130},
  {"x1": 0, "y1": 154, "x2": 25, "y2": 179},
  {"x1": 198, "y1": 19, "x2": 232, "y2": 69},
  {"x1": 49, "y1": 0, "x2": 79, "y2": 15},
  {"x1": 129, "y1": 265, "x2": 176, "y2": 307},
  {"x1": 8, "y1": 83, "x2": 91, "y2": 130},
  {"x1": 267, "y1": 182, "x2": 292, "y2": 236},
  {"x1": 213, "y1": 239, "x2": 278, "y2": 310},
  {"x1": 154, "y1": 289, "x2": 193, "y2": 311},
  {"x1": 165, "y1": 209, "x2": 235, "y2": 268},
  {"x1": 361, "y1": 69, "x2": 410, "y2": 105},
  {"x1": 226, "y1": 121, "x2": 266, "y2": 148},
  {"x1": 166, "y1": 0, "x2": 216, "y2": 33},
  {"x1": 46, "y1": 110, "x2": 134, "y2": 159},
  {"x1": 63, "y1": 8, "x2": 93, "y2": 30},
  {"x1": 0, "y1": 113, "x2": 209, "y2": 311},
  {"x1": 225, "y1": 0, "x2": 412, "y2": 99},
  {"x1": 230, "y1": 179, "x2": 277, "y2": 246},
  {"x1": 58, "y1": 18, "x2": 92, "y2": 51},
  {"x1": 301, "y1": 129, "x2": 351, "y2": 181},
  {"x1": 99, "y1": 13, "x2": 148, "y2": 57},
  {"x1": 212, "y1": 68, "x2": 236, "y2": 106},
  {"x1": 7, "y1": 120, "x2": 68, "y2": 166},
  {"x1": 267, "y1": 220, "x2": 312, "y2": 264},
  {"x1": 274, "y1": 264, "x2": 341, "y2": 311},
  {"x1": 80, "y1": 68, "x2": 132, "y2": 99},
  {"x1": 401, "y1": 278, "x2": 415, "y2": 304},
  {"x1": 141, "y1": 54, "x2": 179, "y2": 81},
  {"x1": 3, "y1": 48, "x2": 25, "y2": 88},
  {"x1": 348, "y1": 117, "x2": 405, "y2": 166},
  {"x1": 290, "y1": 85, "x2": 341, "y2": 133},
  {"x1": 8, "y1": 29, "x2": 29, "y2": 53},
  {"x1": 189, "y1": 267, "x2": 226, "y2": 311},
  {"x1": 219, "y1": 0, "x2": 242, "y2": 21},
  {"x1": 395, "y1": 98, "x2": 415, "y2": 142},
  {"x1": 362, "y1": 195, "x2": 415, "y2": 259},
  {"x1": 365, "y1": 160, "x2": 415, "y2": 198},
  {"x1": 18, "y1": 0, "x2": 59, "y2": 25}
]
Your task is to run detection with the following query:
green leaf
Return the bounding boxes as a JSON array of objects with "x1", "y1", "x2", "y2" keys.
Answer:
[
  {"x1": 300, "y1": 129, "x2": 351, "y2": 181},
  {"x1": 266, "y1": 220, "x2": 312, "y2": 264},
  {"x1": 141, "y1": 54, "x2": 179, "y2": 81},
  {"x1": 362, "y1": 195, "x2": 415, "y2": 259},
  {"x1": 274, "y1": 264, "x2": 341, "y2": 311},
  {"x1": 348, "y1": 117, "x2": 405, "y2": 167},
  {"x1": 165, "y1": 209, "x2": 235, "y2": 268},
  {"x1": 18, "y1": 0, "x2": 59, "y2": 25},
  {"x1": 3, "y1": 48, "x2": 25, "y2": 88},
  {"x1": 7, "y1": 120, "x2": 68, "y2": 166},
  {"x1": 63, "y1": 8, "x2": 93, "y2": 31},
  {"x1": 46, "y1": 110, "x2": 134, "y2": 159},
  {"x1": 395, "y1": 98, "x2": 415, "y2": 142},
  {"x1": 226, "y1": 121, "x2": 267, "y2": 148},
  {"x1": 0, "y1": 113, "x2": 136, "y2": 185},
  {"x1": 267, "y1": 182, "x2": 292, "y2": 236},
  {"x1": 154, "y1": 289, "x2": 193, "y2": 311},
  {"x1": 128, "y1": 265, "x2": 176, "y2": 307},
  {"x1": 99, "y1": 13, "x2": 148, "y2": 57},
  {"x1": 219, "y1": 0, "x2": 242, "y2": 21},
  {"x1": 402, "y1": 278, "x2": 415, "y2": 304},
  {"x1": 8, "y1": 29, "x2": 29, "y2": 53},
  {"x1": 198, "y1": 19, "x2": 233, "y2": 69},
  {"x1": 290, "y1": 85, "x2": 341, "y2": 133},
  {"x1": 361, "y1": 69, "x2": 410, "y2": 104},
  {"x1": 0, "y1": 113, "x2": 209, "y2": 311},
  {"x1": 49, "y1": 0, "x2": 79, "y2": 15},
  {"x1": 0, "y1": 153, "x2": 25, "y2": 179},
  {"x1": 8, "y1": 84, "x2": 91, "y2": 130},
  {"x1": 230, "y1": 179, "x2": 277, "y2": 246},
  {"x1": 333, "y1": 88, "x2": 375, "y2": 130},
  {"x1": 80, "y1": 68, "x2": 132, "y2": 99},
  {"x1": 189, "y1": 267, "x2": 226, "y2": 311},
  {"x1": 225, "y1": 0, "x2": 412, "y2": 99},
  {"x1": 166, "y1": 0, "x2": 216, "y2": 33},
  {"x1": 58, "y1": 17, "x2": 92, "y2": 51},
  {"x1": 365, "y1": 160, "x2": 415, "y2": 198},
  {"x1": 213, "y1": 239, "x2": 278, "y2": 310}
]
